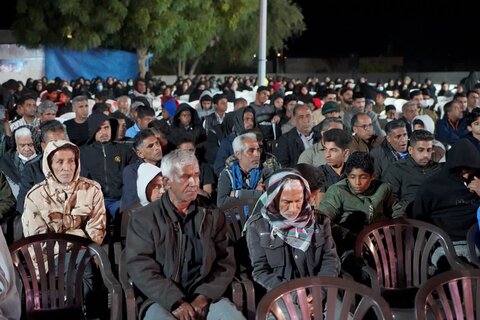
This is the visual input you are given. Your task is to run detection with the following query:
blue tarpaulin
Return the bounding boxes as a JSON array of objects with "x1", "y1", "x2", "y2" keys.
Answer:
[{"x1": 45, "y1": 48, "x2": 138, "y2": 82}]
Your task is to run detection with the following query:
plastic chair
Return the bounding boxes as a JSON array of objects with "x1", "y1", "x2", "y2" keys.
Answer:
[
  {"x1": 255, "y1": 276, "x2": 393, "y2": 320},
  {"x1": 119, "y1": 249, "x2": 137, "y2": 320},
  {"x1": 467, "y1": 223, "x2": 480, "y2": 268},
  {"x1": 9, "y1": 233, "x2": 122, "y2": 320},
  {"x1": 415, "y1": 269, "x2": 480, "y2": 320},
  {"x1": 354, "y1": 218, "x2": 471, "y2": 312},
  {"x1": 219, "y1": 198, "x2": 259, "y2": 320}
]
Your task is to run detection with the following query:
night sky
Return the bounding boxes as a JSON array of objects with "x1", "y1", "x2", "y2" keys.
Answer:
[{"x1": 1, "y1": 0, "x2": 478, "y2": 70}]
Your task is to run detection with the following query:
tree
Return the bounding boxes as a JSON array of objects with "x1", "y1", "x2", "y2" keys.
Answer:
[{"x1": 12, "y1": 0, "x2": 129, "y2": 50}]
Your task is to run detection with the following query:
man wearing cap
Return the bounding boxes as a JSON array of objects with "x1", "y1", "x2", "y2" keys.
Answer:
[
  {"x1": 321, "y1": 101, "x2": 341, "y2": 118},
  {"x1": 80, "y1": 112, "x2": 135, "y2": 221}
]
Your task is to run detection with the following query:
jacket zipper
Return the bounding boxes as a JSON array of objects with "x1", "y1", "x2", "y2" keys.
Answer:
[
  {"x1": 174, "y1": 221, "x2": 184, "y2": 283},
  {"x1": 102, "y1": 144, "x2": 109, "y2": 195}
]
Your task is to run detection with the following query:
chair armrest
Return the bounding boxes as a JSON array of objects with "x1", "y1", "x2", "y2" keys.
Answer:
[{"x1": 89, "y1": 243, "x2": 123, "y2": 320}]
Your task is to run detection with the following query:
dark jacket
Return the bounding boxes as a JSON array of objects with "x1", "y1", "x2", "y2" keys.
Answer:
[
  {"x1": 80, "y1": 113, "x2": 135, "y2": 199},
  {"x1": 412, "y1": 139, "x2": 480, "y2": 241},
  {"x1": 274, "y1": 128, "x2": 321, "y2": 168},
  {"x1": 122, "y1": 158, "x2": 145, "y2": 209},
  {"x1": 435, "y1": 117, "x2": 468, "y2": 146},
  {"x1": 125, "y1": 193, "x2": 235, "y2": 312},
  {"x1": 169, "y1": 104, "x2": 206, "y2": 146},
  {"x1": 370, "y1": 139, "x2": 405, "y2": 180},
  {"x1": 16, "y1": 155, "x2": 44, "y2": 213},
  {"x1": 246, "y1": 211, "x2": 340, "y2": 290},
  {"x1": 464, "y1": 134, "x2": 480, "y2": 153},
  {"x1": 383, "y1": 156, "x2": 442, "y2": 215},
  {"x1": 0, "y1": 171, "x2": 16, "y2": 223}
]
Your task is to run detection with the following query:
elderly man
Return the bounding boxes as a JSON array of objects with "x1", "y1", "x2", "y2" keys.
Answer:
[
  {"x1": 217, "y1": 132, "x2": 270, "y2": 207},
  {"x1": 246, "y1": 170, "x2": 340, "y2": 292},
  {"x1": 383, "y1": 130, "x2": 441, "y2": 216},
  {"x1": 274, "y1": 103, "x2": 321, "y2": 168},
  {"x1": 64, "y1": 95, "x2": 90, "y2": 146},
  {"x1": 126, "y1": 150, "x2": 244, "y2": 320},
  {"x1": 398, "y1": 101, "x2": 419, "y2": 137},
  {"x1": 370, "y1": 119, "x2": 409, "y2": 180},
  {"x1": 0, "y1": 126, "x2": 37, "y2": 198}
]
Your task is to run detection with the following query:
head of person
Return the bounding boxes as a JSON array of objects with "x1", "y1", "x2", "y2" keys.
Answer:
[
  {"x1": 467, "y1": 90, "x2": 480, "y2": 109},
  {"x1": 321, "y1": 101, "x2": 341, "y2": 118},
  {"x1": 322, "y1": 89, "x2": 337, "y2": 103},
  {"x1": 135, "y1": 104, "x2": 155, "y2": 129},
  {"x1": 351, "y1": 113, "x2": 373, "y2": 141},
  {"x1": 292, "y1": 104, "x2": 313, "y2": 136},
  {"x1": 232, "y1": 132, "x2": 261, "y2": 173},
  {"x1": 385, "y1": 119, "x2": 408, "y2": 153},
  {"x1": 161, "y1": 150, "x2": 200, "y2": 207},
  {"x1": 375, "y1": 91, "x2": 387, "y2": 105},
  {"x1": 46, "y1": 83, "x2": 58, "y2": 102},
  {"x1": 295, "y1": 163, "x2": 326, "y2": 208},
  {"x1": 385, "y1": 105, "x2": 397, "y2": 120},
  {"x1": 162, "y1": 98, "x2": 177, "y2": 120},
  {"x1": 135, "y1": 78, "x2": 146, "y2": 94},
  {"x1": 255, "y1": 86, "x2": 270, "y2": 105},
  {"x1": 72, "y1": 95, "x2": 89, "y2": 121},
  {"x1": 88, "y1": 113, "x2": 115, "y2": 143},
  {"x1": 408, "y1": 129, "x2": 434, "y2": 166},
  {"x1": 401, "y1": 101, "x2": 419, "y2": 122},
  {"x1": 271, "y1": 95, "x2": 284, "y2": 110},
  {"x1": 322, "y1": 128, "x2": 351, "y2": 168},
  {"x1": 264, "y1": 170, "x2": 311, "y2": 222},
  {"x1": 116, "y1": 96, "x2": 131, "y2": 115},
  {"x1": 137, "y1": 162, "x2": 164, "y2": 206},
  {"x1": 133, "y1": 129, "x2": 163, "y2": 164},
  {"x1": 91, "y1": 102, "x2": 110, "y2": 116},
  {"x1": 148, "y1": 119, "x2": 171, "y2": 153},
  {"x1": 199, "y1": 91, "x2": 213, "y2": 110},
  {"x1": 233, "y1": 97, "x2": 248, "y2": 111},
  {"x1": 17, "y1": 95, "x2": 37, "y2": 118},
  {"x1": 40, "y1": 120, "x2": 68, "y2": 151},
  {"x1": 444, "y1": 100, "x2": 463, "y2": 122},
  {"x1": 177, "y1": 106, "x2": 193, "y2": 128},
  {"x1": 345, "y1": 152, "x2": 376, "y2": 194},
  {"x1": 14, "y1": 127, "x2": 36, "y2": 161},
  {"x1": 213, "y1": 93, "x2": 228, "y2": 114},
  {"x1": 350, "y1": 92, "x2": 366, "y2": 111},
  {"x1": 466, "y1": 107, "x2": 480, "y2": 138},
  {"x1": 340, "y1": 87, "x2": 353, "y2": 105},
  {"x1": 45, "y1": 141, "x2": 79, "y2": 185},
  {"x1": 176, "y1": 137, "x2": 196, "y2": 154},
  {"x1": 454, "y1": 92, "x2": 467, "y2": 111},
  {"x1": 37, "y1": 100, "x2": 58, "y2": 123},
  {"x1": 409, "y1": 89, "x2": 424, "y2": 107},
  {"x1": 109, "y1": 111, "x2": 127, "y2": 140}
]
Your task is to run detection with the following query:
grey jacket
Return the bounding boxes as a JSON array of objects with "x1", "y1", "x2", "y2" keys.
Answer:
[{"x1": 246, "y1": 212, "x2": 340, "y2": 290}]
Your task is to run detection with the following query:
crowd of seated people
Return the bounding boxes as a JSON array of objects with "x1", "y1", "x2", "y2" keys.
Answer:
[{"x1": 0, "y1": 73, "x2": 480, "y2": 319}]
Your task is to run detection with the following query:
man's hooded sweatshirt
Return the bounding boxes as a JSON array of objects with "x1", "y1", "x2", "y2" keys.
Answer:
[{"x1": 413, "y1": 139, "x2": 480, "y2": 241}]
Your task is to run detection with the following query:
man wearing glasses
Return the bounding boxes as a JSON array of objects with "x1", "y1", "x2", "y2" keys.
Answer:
[
  {"x1": 343, "y1": 92, "x2": 385, "y2": 137},
  {"x1": 349, "y1": 113, "x2": 384, "y2": 153}
]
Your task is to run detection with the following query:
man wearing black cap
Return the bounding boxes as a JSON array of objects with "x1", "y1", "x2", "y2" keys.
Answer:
[
  {"x1": 80, "y1": 113, "x2": 135, "y2": 221},
  {"x1": 321, "y1": 101, "x2": 341, "y2": 118}
]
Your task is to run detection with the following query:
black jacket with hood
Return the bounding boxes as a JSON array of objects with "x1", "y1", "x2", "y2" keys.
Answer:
[
  {"x1": 168, "y1": 103, "x2": 206, "y2": 147},
  {"x1": 80, "y1": 113, "x2": 135, "y2": 199},
  {"x1": 413, "y1": 139, "x2": 480, "y2": 241}
]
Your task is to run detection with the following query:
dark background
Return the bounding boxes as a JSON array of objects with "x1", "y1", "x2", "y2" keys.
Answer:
[{"x1": 1, "y1": 0, "x2": 478, "y2": 71}]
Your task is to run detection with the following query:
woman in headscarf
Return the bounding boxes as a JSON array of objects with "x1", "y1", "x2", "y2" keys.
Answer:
[{"x1": 246, "y1": 169, "x2": 340, "y2": 292}]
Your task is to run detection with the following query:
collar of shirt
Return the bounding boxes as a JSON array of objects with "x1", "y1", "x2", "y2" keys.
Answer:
[{"x1": 297, "y1": 129, "x2": 314, "y2": 149}]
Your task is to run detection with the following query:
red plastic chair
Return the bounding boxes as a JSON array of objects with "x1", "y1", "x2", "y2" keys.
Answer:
[
  {"x1": 415, "y1": 269, "x2": 480, "y2": 320},
  {"x1": 10, "y1": 233, "x2": 122, "y2": 320},
  {"x1": 255, "y1": 276, "x2": 393, "y2": 320},
  {"x1": 354, "y1": 218, "x2": 471, "y2": 312}
]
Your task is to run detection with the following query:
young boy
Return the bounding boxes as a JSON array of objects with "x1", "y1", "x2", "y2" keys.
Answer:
[{"x1": 318, "y1": 152, "x2": 403, "y2": 257}]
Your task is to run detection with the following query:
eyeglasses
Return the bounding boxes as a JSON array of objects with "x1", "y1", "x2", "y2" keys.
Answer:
[{"x1": 354, "y1": 124, "x2": 373, "y2": 130}]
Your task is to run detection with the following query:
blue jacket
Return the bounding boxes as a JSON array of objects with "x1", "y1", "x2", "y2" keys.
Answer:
[{"x1": 435, "y1": 117, "x2": 467, "y2": 146}]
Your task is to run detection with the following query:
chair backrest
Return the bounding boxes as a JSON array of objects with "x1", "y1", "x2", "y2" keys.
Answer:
[
  {"x1": 9, "y1": 233, "x2": 117, "y2": 315},
  {"x1": 415, "y1": 269, "x2": 480, "y2": 320},
  {"x1": 219, "y1": 198, "x2": 259, "y2": 243},
  {"x1": 355, "y1": 218, "x2": 470, "y2": 290},
  {"x1": 255, "y1": 276, "x2": 393, "y2": 320},
  {"x1": 119, "y1": 249, "x2": 137, "y2": 320},
  {"x1": 467, "y1": 223, "x2": 480, "y2": 268}
]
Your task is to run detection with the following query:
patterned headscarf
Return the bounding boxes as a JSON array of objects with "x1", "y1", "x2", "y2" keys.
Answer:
[{"x1": 261, "y1": 170, "x2": 315, "y2": 252}]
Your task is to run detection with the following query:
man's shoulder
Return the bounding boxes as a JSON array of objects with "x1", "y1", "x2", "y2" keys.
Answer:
[{"x1": 77, "y1": 176, "x2": 103, "y2": 191}]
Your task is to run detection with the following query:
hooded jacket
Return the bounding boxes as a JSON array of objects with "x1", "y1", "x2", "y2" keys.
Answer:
[
  {"x1": 80, "y1": 113, "x2": 135, "y2": 199},
  {"x1": 168, "y1": 104, "x2": 206, "y2": 146},
  {"x1": 413, "y1": 139, "x2": 480, "y2": 241},
  {"x1": 22, "y1": 140, "x2": 106, "y2": 245},
  {"x1": 136, "y1": 163, "x2": 162, "y2": 207}
]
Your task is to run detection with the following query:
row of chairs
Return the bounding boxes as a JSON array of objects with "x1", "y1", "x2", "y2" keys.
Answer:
[{"x1": 8, "y1": 197, "x2": 480, "y2": 319}]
